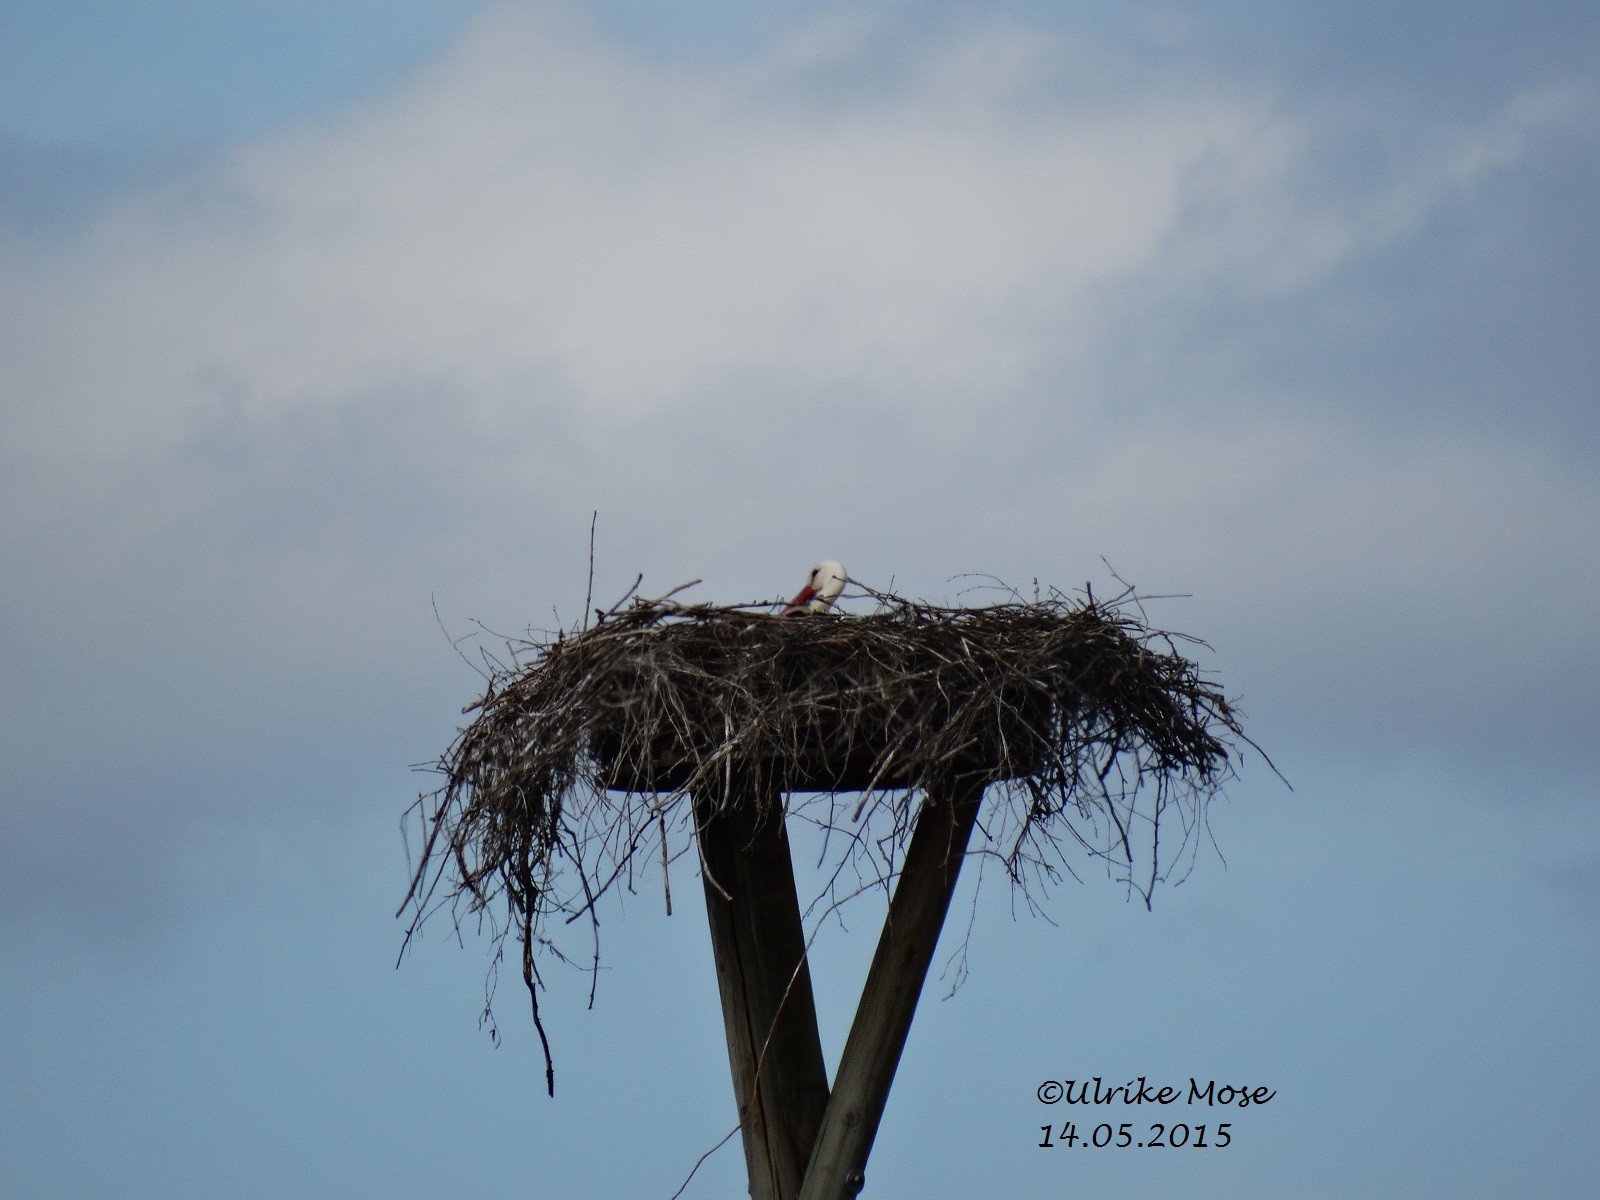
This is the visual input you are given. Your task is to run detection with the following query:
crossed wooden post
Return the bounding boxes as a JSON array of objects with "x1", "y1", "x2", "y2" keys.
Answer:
[{"x1": 690, "y1": 770, "x2": 987, "y2": 1200}]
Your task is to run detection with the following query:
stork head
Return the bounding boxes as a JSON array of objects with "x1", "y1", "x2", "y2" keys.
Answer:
[{"x1": 786, "y1": 560, "x2": 848, "y2": 614}]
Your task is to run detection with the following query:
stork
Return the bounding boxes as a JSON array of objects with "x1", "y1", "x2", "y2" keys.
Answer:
[{"x1": 782, "y1": 560, "x2": 847, "y2": 615}]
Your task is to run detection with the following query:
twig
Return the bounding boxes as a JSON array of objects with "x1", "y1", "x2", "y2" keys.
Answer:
[{"x1": 666, "y1": 1124, "x2": 739, "y2": 1200}]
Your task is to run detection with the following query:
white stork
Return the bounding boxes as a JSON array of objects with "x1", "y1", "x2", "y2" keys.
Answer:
[{"x1": 782, "y1": 560, "x2": 847, "y2": 615}]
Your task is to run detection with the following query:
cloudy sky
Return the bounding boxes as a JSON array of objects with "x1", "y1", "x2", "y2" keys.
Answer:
[{"x1": 3, "y1": 2, "x2": 1597, "y2": 1196}]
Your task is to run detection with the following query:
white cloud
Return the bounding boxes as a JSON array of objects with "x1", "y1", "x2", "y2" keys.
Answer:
[
  {"x1": 5, "y1": 4, "x2": 1583, "y2": 478},
  {"x1": 2, "y1": 4, "x2": 1284, "y2": 464}
]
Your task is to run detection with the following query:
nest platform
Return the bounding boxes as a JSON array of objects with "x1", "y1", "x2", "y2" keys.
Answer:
[
  {"x1": 447, "y1": 591, "x2": 1236, "y2": 806},
  {"x1": 402, "y1": 584, "x2": 1259, "y2": 1200}
]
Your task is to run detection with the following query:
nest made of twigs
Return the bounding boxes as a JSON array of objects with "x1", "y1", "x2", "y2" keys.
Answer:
[{"x1": 400, "y1": 580, "x2": 1262, "y2": 1087}]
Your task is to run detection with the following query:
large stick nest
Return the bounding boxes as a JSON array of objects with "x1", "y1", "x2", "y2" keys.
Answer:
[{"x1": 400, "y1": 580, "x2": 1263, "y2": 1090}]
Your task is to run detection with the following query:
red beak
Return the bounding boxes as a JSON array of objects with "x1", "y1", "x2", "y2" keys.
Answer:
[{"x1": 788, "y1": 585, "x2": 817, "y2": 609}]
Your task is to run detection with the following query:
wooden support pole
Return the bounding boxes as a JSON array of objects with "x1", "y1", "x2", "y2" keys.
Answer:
[
  {"x1": 695, "y1": 782, "x2": 832, "y2": 1200},
  {"x1": 797, "y1": 775, "x2": 987, "y2": 1200}
]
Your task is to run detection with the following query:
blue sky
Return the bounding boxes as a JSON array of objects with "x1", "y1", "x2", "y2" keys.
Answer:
[{"x1": 2, "y1": 2, "x2": 1598, "y2": 1196}]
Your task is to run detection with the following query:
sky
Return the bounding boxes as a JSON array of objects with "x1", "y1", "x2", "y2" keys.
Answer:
[{"x1": 2, "y1": 1, "x2": 1598, "y2": 1196}]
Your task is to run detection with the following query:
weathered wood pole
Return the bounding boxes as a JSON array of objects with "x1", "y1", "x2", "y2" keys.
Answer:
[
  {"x1": 694, "y1": 781, "x2": 832, "y2": 1200},
  {"x1": 797, "y1": 775, "x2": 987, "y2": 1200}
]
